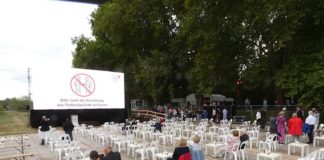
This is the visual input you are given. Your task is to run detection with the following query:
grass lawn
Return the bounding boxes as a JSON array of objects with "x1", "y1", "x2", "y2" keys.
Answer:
[{"x1": 0, "y1": 111, "x2": 36, "y2": 135}]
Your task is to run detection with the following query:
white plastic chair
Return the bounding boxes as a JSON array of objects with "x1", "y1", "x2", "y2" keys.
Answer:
[
  {"x1": 259, "y1": 134, "x2": 278, "y2": 152},
  {"x1": 238, "y1": 141, "x2": 249, "y2": 160},
  {"x1": 146, "y1": 141, "x2": 159, "y2": 160},
  {"x1": 65, "y1": 151, "x2": 83, "y2": 160},
  {"x1": 248, "y1": 129, "x2": 259, "y2": 148},
  {"x1": 135, "y1": 143, "x2": 149, "y2": 160},
  {"x1": 224, "y1": 142, "x2": 240, "y2": 160}
]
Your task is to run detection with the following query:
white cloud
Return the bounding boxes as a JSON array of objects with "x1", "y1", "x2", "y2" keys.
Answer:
[{"x1": 0, "y1": 0, "x2": 97, "y2": 99}]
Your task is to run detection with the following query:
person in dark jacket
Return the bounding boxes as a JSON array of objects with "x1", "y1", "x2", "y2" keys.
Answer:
[
  {"x1": 296, "y1": 107, "x2": 304, "y2": 120},
  {"x1": 62, "y1": 118, "x2": 74, "y2": 141},
  {"x1": 101, "y1": 146, "x2": 114, "y2": 160},
  {"x1": 239, "y1": 129, "x2": 249, "y2": 149},
  {"x1": 260, "y1": 109, "x2": 266, "y2": 129},
  {"x1": 154, "y1": 118, "x2": 162, "y2": 133},
  {"x1": 40, "y1": 116, "x2": 50, "y2": 145},
  {"x1": 171, "y1": 138, "x2": 191, "y2": 160},
  {"x1": 269, "y1": 113, "x2": 277, "y2": 134}
]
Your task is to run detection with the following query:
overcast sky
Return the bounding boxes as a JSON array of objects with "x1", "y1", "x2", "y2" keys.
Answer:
[{"x1": 0, "y1": 0, "x2": 97, "y2": 100}]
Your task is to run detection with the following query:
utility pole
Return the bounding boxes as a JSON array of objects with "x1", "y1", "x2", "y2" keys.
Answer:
[
  {"x1": 27, "y1": 68, "x2": 31, "y2": 100},
  {"x1": 27, "y1": 68, "x2": 31, "y2": 128}
]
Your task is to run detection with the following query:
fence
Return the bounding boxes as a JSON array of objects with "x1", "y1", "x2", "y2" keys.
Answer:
[
  {"x1": 0, "y1": 132, "x2": 34, "y2": 160},
  {"x1": 131, "y1": 109, "x2": 167, "y2": 120},
  {"x1": 235, "y1": 105, "x2": 298, "y2": 121}
]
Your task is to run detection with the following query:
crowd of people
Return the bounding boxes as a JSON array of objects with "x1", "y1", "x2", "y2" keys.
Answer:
[
  {"x1": 37, "y1": 104, "x2": 321, "y2": 160},
  {"x1": 154, "y1": 104, "x2": 230, "y2": 123},
  {"x1": 268, "y1": 107, "x2": 321, "y2": 144}
]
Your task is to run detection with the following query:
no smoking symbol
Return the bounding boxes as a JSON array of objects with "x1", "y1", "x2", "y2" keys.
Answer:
[{"x1": 70, "y1": 73, "x2": 95, "y2": 97}]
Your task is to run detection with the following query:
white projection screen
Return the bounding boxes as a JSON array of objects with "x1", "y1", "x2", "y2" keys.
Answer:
[{"x1": 32, "y1": 68, "x2": 125, "y2": 110}]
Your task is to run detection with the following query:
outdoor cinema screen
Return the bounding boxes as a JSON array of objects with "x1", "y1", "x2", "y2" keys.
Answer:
[{"x1": 32, "y1": 68, "x2": 125, "y2": 110}]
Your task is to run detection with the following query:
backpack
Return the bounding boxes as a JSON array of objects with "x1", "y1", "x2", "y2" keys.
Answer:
[
  {"x1": 179, "y1": 152, "x2": 191, "y2": 160},
  {"x1": 112, "y1": 152, "x2": 121, "y2": 160}
]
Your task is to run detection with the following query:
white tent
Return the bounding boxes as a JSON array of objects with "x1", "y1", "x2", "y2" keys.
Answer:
[{"x1": 186, "y1": 93, "x2": 197, "y2": 107}]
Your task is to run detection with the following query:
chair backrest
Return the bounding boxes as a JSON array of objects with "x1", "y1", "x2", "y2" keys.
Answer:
[
  {"x1": 318, "y1": 148, "x2": 324, "y2": 159},
  {"x1": 65, "y1": 151, "x2": 83, "y2": 160},
  {"x1": 150, "y1": 141, "x2": 159, "y2": 147},
  {"x1": 239, "y1": 141, "x2": 248, "y2": 150},
  {"x1": 299, "y1": 149, "x2": 319, "y2": 160},
  {"x1": 60, "y1": 134, "x2": 71, "y2": 141},
  {"x1": 272, "y1": 134, "x2": 278, "y2": 142}
]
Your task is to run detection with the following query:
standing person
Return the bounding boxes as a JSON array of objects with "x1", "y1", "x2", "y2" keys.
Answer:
[
  {"x1": 222, "y1": 108, "x2": 228, "y2": 121},
  {"x1": 312, "y1": 108, "x2": 320, "y2": 129},
  {"x1": 288, "y1": 113, "x2": 303, "y2": 142},
  {"x1": 305, "y1": 111, "x2": 316, "y2": 144},
  {"x1": 173, "y1": 109, "x2": 178, "y2": 118},
  {"x1": 296, "y1": 107, "x2": 304, "y2": 120},
  {"x1": 276, "y1": 111, "x2": 286, "y2": 144},
  {"x1": 63, "y1": 118, "x2": 74, "y2": 141},
  {"x1": 180, "y1": 109, "x2": 184, "y2": 120},
  {"x1": 256, "y1": 110, "x2": 261, "y2": 126},
  {"x1": 40, "y1": 116, "x2": 50, "y2": 145},
  {"x1": 269, "y1": 113, "x2": 278, "y2": 134},
  {"x1": 153, "y1": 118, "x2": 162, "y2": 133},
  {"x1": 216, "y1": 108, "x2": 221, "y2": 123},
  {"x1": 212, "y1": 108, "x2": 216, "y2": 122},
  {"x1": 245, "y1": 98, "x2": 250, "y2": 110},
  {"x1": 282, "y1": 107, "x2": 288, "y2": 121},
  {"x1": 260, "y1": 109, "x2": 266, "y2": 129},
  {"x1": 202, "y1": 109, "x2": 208, "y2": 120},
  {"x1": 263, "y1": 98, "x2": 268, "y2": 110}
]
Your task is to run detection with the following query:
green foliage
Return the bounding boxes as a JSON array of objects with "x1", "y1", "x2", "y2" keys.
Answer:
[
  {"x1": 72, "y1": 0, "x2": 324, "y2": 106},
  {"x1": 0, "y1": 97, "x2": 31, "y2": 111},
  {"x1": 276, "y1": 52, "x2": 324, "y2": 107}
]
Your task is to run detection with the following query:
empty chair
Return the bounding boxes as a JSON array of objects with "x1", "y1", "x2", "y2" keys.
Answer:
[
  {"x1": 318, "y1": 148, "x2": 324, "y2": 159},
  {"x1": 259, "y1": 134, "x2": 278, "y2": 152},
  {"x1": 135, "y1": 143, "x2": 149, "y2": 160}
]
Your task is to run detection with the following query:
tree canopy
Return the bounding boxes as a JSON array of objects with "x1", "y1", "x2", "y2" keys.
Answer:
[{"x1": 72, "y1": 0, "x2": 324, "y2": 107}]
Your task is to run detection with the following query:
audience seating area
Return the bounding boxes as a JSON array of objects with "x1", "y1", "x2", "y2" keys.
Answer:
[{"x1": 1, "y1": 118, "x2": 323, "y2": 160}]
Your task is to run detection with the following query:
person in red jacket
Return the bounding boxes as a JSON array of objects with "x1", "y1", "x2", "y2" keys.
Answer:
[{"x1": 288, "y1": 113, "x2": 303, "y2": 142}]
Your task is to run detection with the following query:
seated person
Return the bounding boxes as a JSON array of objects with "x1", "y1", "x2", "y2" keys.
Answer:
[
  {"x1": 226, "y1": 130, "x2": 240, "y2": 151},
  {"x1": 239, "y1": 129, "x2": 249, "y2": 149},
  {"x1": 170, "y1": 138, "x2": 191, "y2": 160},
  {"x1": 101, "y1": 146, "x2": 114, "y2": 160},
  {"x1": 90, "y1": 150, "x2": 100, "y2": 160},
  {"x1": 214, "y1": 130, "x2": 240, "y2": 157},
  {"x1": 189, "y1": 135, "x2": 204, "y2": 160}
]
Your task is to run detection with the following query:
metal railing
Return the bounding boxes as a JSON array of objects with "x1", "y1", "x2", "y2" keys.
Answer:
[
  {"x1": 0, "y1": 132, "x2": 34, "y2": 160},
  {"x1": 131, "y1": 109, "x2": 167, "y2": 120}
]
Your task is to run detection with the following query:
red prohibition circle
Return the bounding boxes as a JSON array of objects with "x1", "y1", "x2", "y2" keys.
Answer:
[{"x1": 70, "y1": 73, "x2": 96, "y2": 97}]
